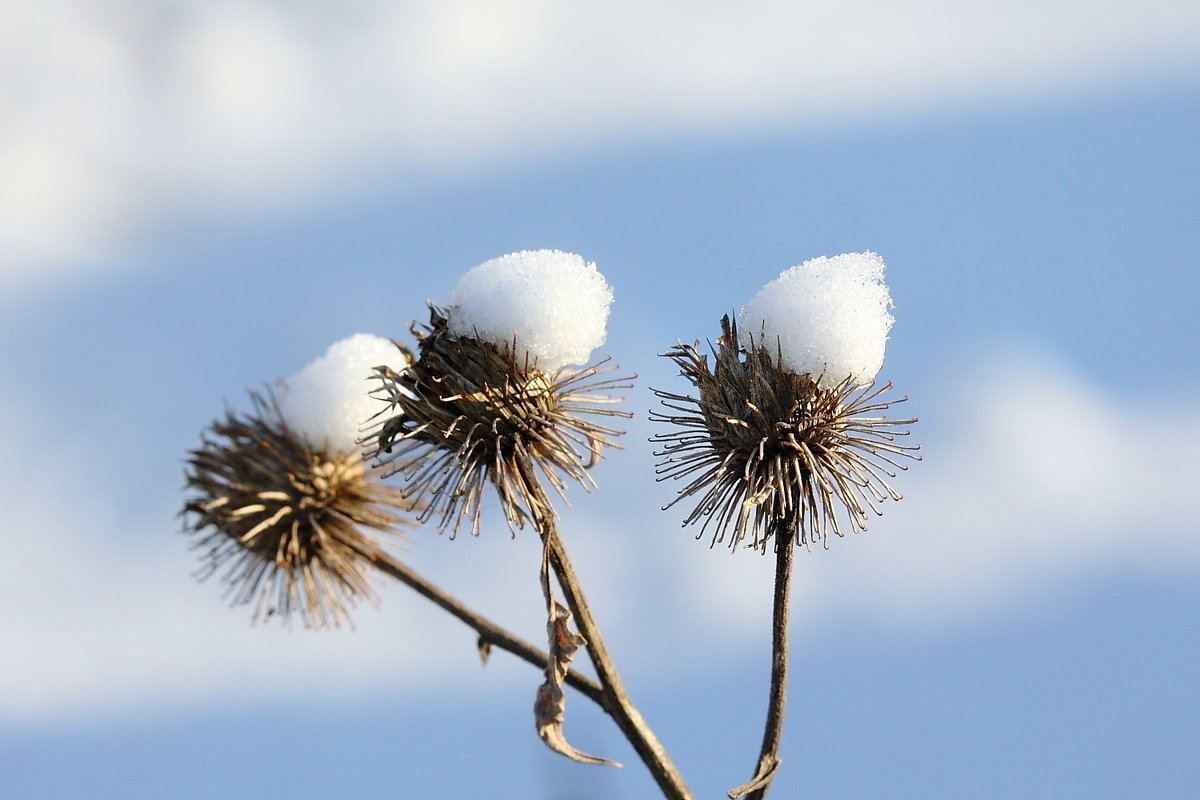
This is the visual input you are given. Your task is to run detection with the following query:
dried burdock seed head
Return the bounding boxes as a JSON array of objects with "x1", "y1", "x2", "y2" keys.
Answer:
[
  {"x1": 364, "y1": 305, "x2": 632, "y2": 537},
  {"x1": 182, "y1": 334, "x2": 416, "y2": 629},
  {"x1": 652, "y1": 316, "x2": 919, "y2": 552},
  {"x1": 184, "y1": 390, "x2": 414, "y2": 629},
  {"x1": 652, "y1": 253, "x2": 919, "y2": 553}
]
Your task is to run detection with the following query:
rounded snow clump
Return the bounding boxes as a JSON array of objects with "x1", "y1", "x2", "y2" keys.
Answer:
[
  {"x1": 447, "y1": 249, "x2": 613, "y2": 373},
  {"x1": 739, "y1": 252, "x2": 894, "y2": 388},
  {"x1": 276, "y1": 334, "x2": 409, "y2": 454}
]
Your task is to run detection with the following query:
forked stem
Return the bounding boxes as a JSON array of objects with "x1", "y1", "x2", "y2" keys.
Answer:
[
  {"x1": 541, "y1": 519, "x2": 694, "y2": 800},
  {"x1": 360, "y1": 546, "x2": 606, "y2": 707},
  {"x1": 729, "y1": 523, "x2": 794, "y2": 800}
]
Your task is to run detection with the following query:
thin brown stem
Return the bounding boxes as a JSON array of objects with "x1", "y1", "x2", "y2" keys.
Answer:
[
  {"x1": 729, "y1": 523, "x2": 794, "y2": 800},
  {"x1": 541, "y1": 520, "x2": 694, "y2": 800},
  {"x1": 361, "y1": 546, "x2": 607, "y2": 708}
]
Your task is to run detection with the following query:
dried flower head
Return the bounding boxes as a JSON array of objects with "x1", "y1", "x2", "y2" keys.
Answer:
[
  {"x1": 364, "y1": 306, "x2": 632, "y2": 537},
  {"x1": 183, "y1": 390, "x2": 414, "y2": 628},
  {"x1": 652, "y1": 315, "x2": 919, "y2": 552}
]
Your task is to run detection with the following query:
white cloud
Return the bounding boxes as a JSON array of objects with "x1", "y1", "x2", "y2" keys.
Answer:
[
  {"x1": 674, "y1": 348, "x2": 1200, "y2": 640},
  {"x1": 2, "y1": 346, "x2": 1196, "y2": 722},
  {"x1": 0, "y1": 384, "x2": 551, "y2": 722},
  {"x1": 3, "y1": 0, "x2": 1199, "y2": 290}
]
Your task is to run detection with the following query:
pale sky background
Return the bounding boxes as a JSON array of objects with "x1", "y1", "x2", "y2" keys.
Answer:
[{"x1": 2, "y1": 1, "x2": 1198, "y2": 798}]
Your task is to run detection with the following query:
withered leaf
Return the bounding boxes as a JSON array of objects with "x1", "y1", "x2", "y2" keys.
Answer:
[{"x1": 533, "y1": 601, "x2": 621, "y2": 767}]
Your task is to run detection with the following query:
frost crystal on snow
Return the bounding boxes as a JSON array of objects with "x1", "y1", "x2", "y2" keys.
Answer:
[
  {"x1": 276, "y1": 334, "x2": 408, "y2": 455},
  {"x1": 446, "y1": 250, "x2": 613, "y2": 373},
  {"x1": 739, "y1": 252, "x2": 894, "y2": 387}
]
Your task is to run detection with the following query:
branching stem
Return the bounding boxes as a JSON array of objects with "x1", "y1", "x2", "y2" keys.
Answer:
[
  {"x1": 540, "y1": 518, "x2": 694, "y2": 800},
  {"x1": 361, "y1": 547, "x2": 607, "y2": 708}
]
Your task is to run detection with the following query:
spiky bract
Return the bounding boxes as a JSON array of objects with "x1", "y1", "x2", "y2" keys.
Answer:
[
  {"x1": 183, "y1": 391, "x2": 412, "y2": 629},
  {"x1": 364, "y1": 306, "x2": 631, "y2": 537},
  {"x1": 651, "y1": 316, "x2": 919, "y2": 552}
]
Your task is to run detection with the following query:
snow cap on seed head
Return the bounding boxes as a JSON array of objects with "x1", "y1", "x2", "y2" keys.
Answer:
[
  {"x1": 739, "y1": 251, "x2": 894, "y2": 388},
  {"x1": 447, "y1": 249, "x2": 613, "y2": 373},
  {"x1": 276, "y1": 333, "x2": 410, "y2": 455}
]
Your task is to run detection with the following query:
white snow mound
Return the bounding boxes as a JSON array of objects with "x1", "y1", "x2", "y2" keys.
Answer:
[
  {"x1": 276, "y1": 333, "x2": 409, "y2": 455},
  {"x1": 447, "y1": 250, "x2": 613, "y2": 373},
  {"x1": 739, "y1": 251, "x2": 894, "y2": 387}
]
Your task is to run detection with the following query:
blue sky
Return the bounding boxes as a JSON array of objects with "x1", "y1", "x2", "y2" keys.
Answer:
[{"x1": 2, "y1": 2, "x2": 1199, "y2": 798}]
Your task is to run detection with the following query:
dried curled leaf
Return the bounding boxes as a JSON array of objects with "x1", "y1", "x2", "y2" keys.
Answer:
[{"x1": 533, "y1": 601, "x2": 621, "y2": 768}]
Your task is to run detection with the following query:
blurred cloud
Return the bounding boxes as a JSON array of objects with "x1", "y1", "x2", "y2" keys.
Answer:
[
  {"x1": 3, "y1": 0, "x2": 1199, "y2": 290},
  {"x1": 3, "y1": 345, "x2": 1197, "y2": 721},
  {"x1": 680, "y1": 347, "x2": 1200, "y2": 639},
  {"x1": 0, "y1": 384, "x2": 541, "y2": 722}
]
